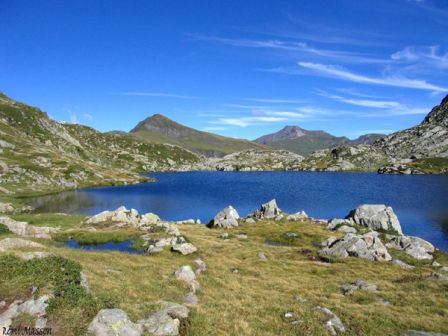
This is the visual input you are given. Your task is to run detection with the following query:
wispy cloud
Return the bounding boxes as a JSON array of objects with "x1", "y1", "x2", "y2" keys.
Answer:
[
  {"x1": 391, "y1": 45, "x2": 448, "y2": 69},
  {"x1": 117, "y1": 92, "x2": 199, "y2": 99},
  {"x1": 244, "y1": 98, "x2": 305, "y2": 104},
  {"x1": 188, "y1": 34, "x2": 387, "y2": 64},
  {"x1": 83, "y1": 113, "x2": 93, "y2": 121},
  {"x1": 297, "y1": 62, "x2": 448, "y2": 92},
  {"x1": 203, "y1": 126, "x2": 228, "y2": 131},
  {"x1": 316, "y1": 91, "x2": 404, "y2": 109}
]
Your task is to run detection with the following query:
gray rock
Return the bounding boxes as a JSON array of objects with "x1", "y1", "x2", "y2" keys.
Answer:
[
  {"x1": 182, "y1": 292, "x2": 198, "y2": 306},
  {"x1": 319, "y1": 232, "x2": 391, "y2": 262},
  {"x1": 386, "y1": 235, "x2": 435, "y2": 260},
  {"x1": 158, "y1": 301, "x2": 189, "y2": 319},
  {"x1": 245, "y1": 218, "x2": 256, "y2": 224},
  {"x1": 171, "y1": 243, "x2": 197, "y2": 255},
  {"x1": 80, "y1": 271, "x2": 90, "y2": 293},
  {"x1": 0, "y1": 295, "x2": 51, "y2": 331},
  {"x1": 0, "y1": 238, "x2": 46, "y2": 252},
  {"x1": 174, "y1": 265, "x2": 196, "y2": 284},
  {"x1": 137, "y1": 311, "x2": 179, "y2": 336},
  {"x1": 193, "y1": 258, "x2": 207, "y2": 275},
  {"x1": 347, "y1": 204, "x2": 402, "y2": 235},
  {"x1": 315, "y1": 307, "x2": 346, "y2": 336},
  {"x1": 286, "y1": 211, "x2": 308, "y2": 221},
  {"x1": 391, "y1": 259, "x2": 415, "y2": 270},
  {"x1": 327, "y1": 218, "x2": 353, "y2": 231},
  {"x1": 431, "y1": 272, "x2": 448, "y2": 282},
  {"x1": 218, "y1": 232, "x2": 229, "y2": 239},
  {"x1": 341, "y1": 280, "x2": 377, "y2": 295},
  {"x1": 432, "y1": 261, "x2": 441, "y2": 267},
  {"x1": 401, "y1": 331, "x2": 448, "y2": 336},
  {"x1": 0, "y1": 216, "x2": 57, "y2": 239},
  {"x1": 88, "y1": 309, "x2": 142, "y2": 336},
  {"x1": 258, "y1": 252, "x2": 268, "y2": 261},
  {"x1": 236, "y1": 234, "x2": 248, "y2": 240},
  {"x1": 0, "y1": 203, "x2": 14, "y2": 213},
  {"x1": 337, "y1": 225, "x2": 357, "y2": 234},
  {"x1": 252, "y1": 199, "x2": 281, "y2": 219},
  {"x1": 208, "y1": 206, "x2": 240, "y2": 228},
  {"x1": 17, "y1": 252, "x2": 55, "y2": 261}
]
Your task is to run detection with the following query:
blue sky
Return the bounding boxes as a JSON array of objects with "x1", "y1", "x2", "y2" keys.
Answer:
[{"x1": 1, "y1": 0, "x2": 447, "y2": 139}]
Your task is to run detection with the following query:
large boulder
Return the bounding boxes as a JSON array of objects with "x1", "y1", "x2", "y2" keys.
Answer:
[
  {"x1": 347, "y1": 204, "x2": 403, "y2": 235},
  {"x1": 208, "y1": 206, "x2": 240, "y2": 228},
  {"x1": 252, "y1": 199, "x2": 281, "y2": 219},
  {"x1": 386, "y1": 235, "x2": 435, "y2": 260},
  {"x1": 171, "y1": 243, "x2": 197, "y2": 255},
  {"x1": 319, "y1": 232, "x2": 392, "y2": 261},
  {"x1": 0, "y1": 203, "x2": 14, "y2": 213},
  {"x1": 88, "y1": 309, "x2": 143, "y2": 336}
]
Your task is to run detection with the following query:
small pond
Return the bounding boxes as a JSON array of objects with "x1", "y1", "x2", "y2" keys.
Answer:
[{"x1": 64, "y1": 239, "x2": 144, "y2": 254}]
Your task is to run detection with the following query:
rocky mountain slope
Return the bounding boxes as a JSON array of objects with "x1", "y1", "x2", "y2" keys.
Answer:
[
  {"x1": 297, "y1": 95, "x2": 448, "y2": 173},
  {"x1": 0, "y1": 93, "x2": 199, "y2": 196},
  {"x1": 131, "y1": 114, "x2": 267, "y2": 157},
  {"x1": 255, "y1": 125, "x2": 384, "y2": 156}
]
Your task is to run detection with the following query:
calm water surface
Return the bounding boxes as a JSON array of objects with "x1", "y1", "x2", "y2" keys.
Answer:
[
  {"x1": 64, "y1": 239, "x2": 142, "y2": 254},
  {"x1": 29, "y1": 172, "x2": 448, "y2": 250}
]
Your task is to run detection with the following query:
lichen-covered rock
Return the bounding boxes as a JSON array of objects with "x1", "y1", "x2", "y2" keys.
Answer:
[
  {"x1": 347, "y1": 204, "x2": 402, "y2": 235},
  {"x1": 208, "y1": 206, "x2": 240, "y2": 228},
  {"x1": 88, "y1": 309, "x2": 142, "y2": 336}
]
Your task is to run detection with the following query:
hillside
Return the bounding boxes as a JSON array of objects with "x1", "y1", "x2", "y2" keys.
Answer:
[
  {"x1": 0, "y1": 93, "x2": 199, "y2": 196},
  {"x1": 130, "y1": 114, "x2": 267, "y2": 157},
  {"x1": 297, "y1": 95, "x2": 448, "y2": 173},
  {"x1": 255, "y1": 126, "x2": 384, "y2": 156}
]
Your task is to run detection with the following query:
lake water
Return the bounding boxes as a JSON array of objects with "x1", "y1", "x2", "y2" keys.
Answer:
[
  {"x1": 64, "y1": 239, "x2": 143, "y2": 254},
  {"x1": 29, "y1": 172, "x2": 448, "y2": 250}
]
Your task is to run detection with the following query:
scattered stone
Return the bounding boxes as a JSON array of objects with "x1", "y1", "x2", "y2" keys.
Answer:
[
  {"x1": 0, "y1": 203, "x2": 14, "y2": 213},
  {"x1": 252, "y1": 199, "x2": 281, "y2": 219},
  {"x1": 88, "y1": 309, "x2": 143, "y2": 336},
  {"x1": 208, "y1": 206, "x2": 240, "y2": 228},
  {"x1": 378, "y1": 299, "x2": 391, "y2": 306},
  {"x1": 283, "y1": 312, "x2": 295, "y2": 320},
  {"x1": 193, "y1": 258, "x2": 207, "y2": 275},
  {"x1": 432, "y1": 261, "x2": 441, "y2": 267},
  {"x1": 147, "y1": 246, "x2": 164, "y2": 254},
  {"x1": 391, "y1": 259, "x2": 415, "y2": 270},
  {"x1": 431, "y1": 272, "x2": 448, "y2": 282},
  {"x1": 347, "y1": 204, "x2": 402, "y2": 235},
  {"x1": 337, "y1": 225, "x2": 357, "y2": 234},
  {"x1": 182, "y1": 292, "x2": 198, "y2": 307},
  {"x1": 171, "y1": 243, "x2": 197, "y2": 255},
  {"x1": 293, "y1": 295, "x2": 306, "y2": 303},
  {"x1": 174, "y1": 266, "x2": 196, "y2": 284},
  {"x1": 315, "y1": 307, "x2": 346, "y2": 336},
  {"x1": 236, "y1": 234, "x2": 247, "y2": 240},
  {"x1": 85, "y1": 207, "x2": 160, "y2": 228},
  {"x1": 275, "y1": 214, "x2": 284, "y2": 221},
  {"x1": 17, "y1": 252, "x2": 55, "y2": 261},
  {"x1": 158, "y1": 302, "x2": 189, "y2": 319},
  {"x1": 245, "y1": 218, "x2": 256, "y2": 224},
  {"x1": 230, "y1": 267, "x2": 239, "y2": 274},
  {"x1": 401, "y1": 331, "x2": 448, "y2": 336},
  {"x1": 0, "y1": 238, "x2": 45, "y2": 252},
  {"x1": 80, "y1": 271, "x2": 90, "y2": 293},
  {"x1": 440, "y1": 266, "x2": 448, "y2": 273},
  {"x1": 286, "y1": 211, "x2": 308, "y2": 221},
  {"x1": 285, "y1": 232, "x2": 299, "y2": 238},
  {"x1": 319, "y1": 232, "x2": 391, "y2": 262},
  {"x1": 218, "y1": 232, "x2": 229, "y2": 239},
  {"x1": 258, "y1": 252, "x2": 268, "y2": 261},
  {"x1": 341, "y1": 280, "x2": 378, "y2": 295},
  {"x1": 137, "y1": 311, "x2": 179, "y2": 336}
]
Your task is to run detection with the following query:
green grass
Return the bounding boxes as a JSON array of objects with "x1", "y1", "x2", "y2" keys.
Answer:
[
  {"x1": 0, "y1": 223, "x2": 11, "y2": 235},
  {"x1": 408, "y1": 157, "x2": 448, "y2": 174},
  {"x1": 53, "y1": 229, "x2": 141, "y2": 245},
  {"x1": 11, "y1": 213, "x2": 85, "y2": 229}
]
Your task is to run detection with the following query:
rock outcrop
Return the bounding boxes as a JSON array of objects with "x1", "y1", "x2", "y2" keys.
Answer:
[
  {"x1": 0, "y1": 216, "x2": 57, "y2": 239},
  {"x1": 386, "y1": 235, "x2": 435, "y2": 260},
  {"x1": 319, "y1": 232, "x2": 392, "y2": 262},
  {"x1": 208, "y1": 206, "x2": 240, "y2": 228},
  {"x1": 251, "y1": 199, "x2": 281, "y2": 219},
  {"x1": 88, "y1": 309, "x2": 143, "y2": 336}
]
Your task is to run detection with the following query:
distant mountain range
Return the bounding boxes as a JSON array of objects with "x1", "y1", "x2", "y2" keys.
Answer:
[
  {"x1": 130, "y1": 115, "x2": 384, "y2": 157},
  {"x1": 130, "y1": 114, "x2": 267, "y2": 157},
  {"x1": 255, "y1": 126, "x2": 384, "y2": 156}
]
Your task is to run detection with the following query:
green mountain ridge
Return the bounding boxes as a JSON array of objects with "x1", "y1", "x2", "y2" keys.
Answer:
[
  {"x1": 130, "y1": 114, "x2": 268, "y2": 157},
  {"x1": 0, "y1": 93, "x2": 199, "y2": 196}
]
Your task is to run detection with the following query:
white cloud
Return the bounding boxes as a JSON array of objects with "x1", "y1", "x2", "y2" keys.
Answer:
[
  {"x1": 391, "y1": 45, "x2": 448, "y2": 69},
  {"x1": 203, "y1": 126, "x2": 228, "y2": 131},
  {"x1": 212, "y1": 116, "x2": 289, "y2": 127},
  {"x1": 68, "y1": 110, "x2": 79, "y2": 124},
  {"x1": 245, "y1": 98, "x2": 305, "y2": 104},
  {"x1": 316, "y1": 91, "x2": 404, "y2": 109},
  {"x1": 298, "y1": 62, "x2": 448, "y2": 92}
]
